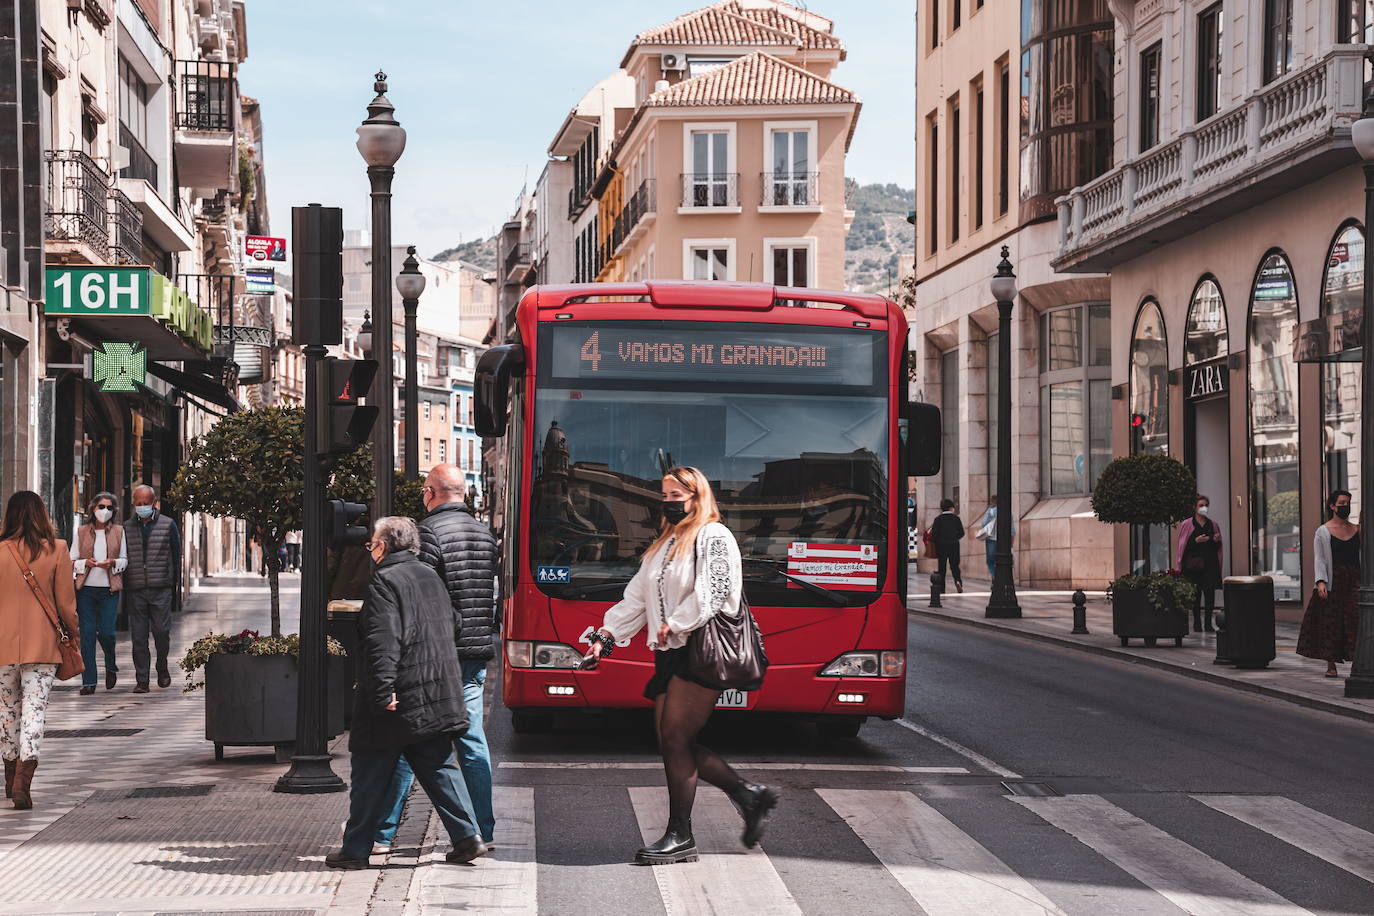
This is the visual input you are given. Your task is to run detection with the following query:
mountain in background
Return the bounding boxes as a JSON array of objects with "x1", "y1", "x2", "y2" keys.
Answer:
[
  {"x1": 844, "y1": 180, "x2": 914, "y2": 295},
  {"x1": 432, "y1": 237, "x2": 498, "y2": 271}
]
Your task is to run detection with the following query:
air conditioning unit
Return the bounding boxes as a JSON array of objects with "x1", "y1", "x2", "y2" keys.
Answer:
[{"x1": 661, "y1": 52, "x2": 687, "y2": 72}]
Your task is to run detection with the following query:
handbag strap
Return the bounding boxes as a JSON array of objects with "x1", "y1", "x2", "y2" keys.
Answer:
[{"x1": 6, "y1": 541, "x2": 69, "y2": 641}]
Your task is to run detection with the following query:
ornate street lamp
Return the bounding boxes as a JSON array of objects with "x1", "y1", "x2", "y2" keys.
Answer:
[
  {"x1": 396, "y1": 246, "x2": 427, "y2": 480},
  {"x1": 356, "y1": 311, "x2": 373, "y2": 355},
  {"x1": 986, "y1": 246, "x2": 1022, "y2": 619},
  {"x1": 357, "y1": 71, "x2": 406, "y2": 519},
  {"x1": 1345, "y1": 108, "x2": 1374, "y2": 697}
]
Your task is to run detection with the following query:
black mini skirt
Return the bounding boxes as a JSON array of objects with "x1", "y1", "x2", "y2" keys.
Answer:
[{"x1": 642, "y1": 646, "x2": 718, "y2": 700}]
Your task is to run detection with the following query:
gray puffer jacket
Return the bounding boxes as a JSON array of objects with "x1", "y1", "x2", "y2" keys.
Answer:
[{"x1": 419, "y1": 502, "x2": 498, "y2": 660}]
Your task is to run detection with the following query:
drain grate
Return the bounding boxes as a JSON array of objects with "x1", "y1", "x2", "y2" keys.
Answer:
[
  {"x1": 45, "y1": 727, "x2": 143, "y2": 738},
  {"x1": 127, "y1": 785, "x2": 214, "y2": 799},
  {"x1": 1002, "y1": 780, "x2": 1062, "y2": 798}
]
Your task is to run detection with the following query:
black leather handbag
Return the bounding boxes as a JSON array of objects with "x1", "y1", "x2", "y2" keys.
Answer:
[{"x1": 685, "y1": 540, "x2": 768, "y2": 691}]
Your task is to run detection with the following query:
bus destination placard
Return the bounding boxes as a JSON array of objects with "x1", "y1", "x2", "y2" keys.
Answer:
[{"x1": 550, "y1": 324, "x2": 876, "y2": 386}]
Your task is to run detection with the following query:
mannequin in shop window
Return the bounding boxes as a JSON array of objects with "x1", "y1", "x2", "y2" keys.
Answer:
[
  {"x1": 1298, "y1": 490, "x2": 1361, "y2": 678},
  {"x1": 1176, "y1": 495, "x2": 1223, "y2": 633}
]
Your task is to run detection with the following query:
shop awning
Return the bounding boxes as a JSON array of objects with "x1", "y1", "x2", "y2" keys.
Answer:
[{"x1": 146, "y1": 361, "x2": 240, "y2": 412}]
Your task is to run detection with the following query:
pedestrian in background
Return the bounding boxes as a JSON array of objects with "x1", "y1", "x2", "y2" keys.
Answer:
[
  {"x1": 584, "y1": 466, "x2": 777, "y2": 866},
  {"x1": 285, "y1": 530, "x2": 301, "y2": 572},
  {"x1": 1298, "y1": 489, "x2": 1360, "y2": 678},
  {"x1": 71, "y1": 492, "x2": 127, "y2": 694},
  {"x1": 973, "y1": 495, "x2": 1014, "y2": 581},
  {"x1": 0, "y1": 491, "x2": 79, "y2": 810},
  {"x1": 1176, "y1": 494, "x2": 1223, "y2": 633},
  {"x1": 327, "y1": 516, "x2": 484, "y2": 869},
  {"x1": 123, "y1": 485, "x2": 180, "y2": 693},
  {"x1": 930, "y1": 499, "x2": 964, "y2": 593},
  {"x1": 372, "y1": 464, "x2": 499, "y2": 853}
]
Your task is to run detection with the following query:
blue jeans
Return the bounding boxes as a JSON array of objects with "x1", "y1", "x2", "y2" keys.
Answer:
[
  {"x1": 343, "y1": 733, "x2": 478, "y2": 859},
  {"x1": 375, "y1": 658, "x2": 495, "y2": 846},
  {"x1": 77, "y1": 587, "x2": 119, "y2": 687}
]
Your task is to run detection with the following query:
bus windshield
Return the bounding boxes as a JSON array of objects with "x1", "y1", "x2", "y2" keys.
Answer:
[{"x1": 529, "y1": 320, "x2": 889, "y2": 605}]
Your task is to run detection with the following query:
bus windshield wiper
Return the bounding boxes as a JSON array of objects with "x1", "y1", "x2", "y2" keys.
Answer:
[{"x1": 740, "y1": 557, "x2": 848, "y2": 607}]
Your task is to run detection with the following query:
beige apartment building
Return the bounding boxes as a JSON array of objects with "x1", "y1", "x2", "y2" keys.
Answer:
[{"x1": 914, "y1": 0, "x2": 1116, "y2": 588}]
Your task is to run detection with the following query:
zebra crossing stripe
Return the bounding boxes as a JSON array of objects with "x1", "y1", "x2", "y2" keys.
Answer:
[
  {"x1": 1192, "y1": 795, "x2": 1374, "y2": 886},
  {"x1": 1013, "y1": 795, "x2": 1307, "y2": 915},
  {"x1": 818, "y1": 788, "x2": 1066, "y2": 915},
  {"x1": 627, "y1": 786, "x2": 803, "y2": 915},
  {"x1": 417, "y1": 786, "x2": 537, "y2": 915}
]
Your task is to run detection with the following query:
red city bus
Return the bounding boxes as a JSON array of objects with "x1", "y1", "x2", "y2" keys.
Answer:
[{"x1": 475, "y1": 282, "x2": 939, "y2": 737}]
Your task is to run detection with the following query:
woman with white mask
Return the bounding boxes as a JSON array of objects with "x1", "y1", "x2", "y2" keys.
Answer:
[
  {"x1": 1175, "y1": 494, "x2": 1222, "y2": 633},
  {"x1": 70, "y1": 492, "x2": 127, "y2": 694}
]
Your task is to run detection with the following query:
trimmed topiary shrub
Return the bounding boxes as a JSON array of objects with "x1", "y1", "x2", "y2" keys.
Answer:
[{"x1": 1091, "y1": 453, "x2": 1197, "y2": 528}]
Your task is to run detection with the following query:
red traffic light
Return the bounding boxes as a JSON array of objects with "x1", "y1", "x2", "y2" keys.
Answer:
[{"x1": 1130, "y1": 413, "x2": 1146, "y2": 428}]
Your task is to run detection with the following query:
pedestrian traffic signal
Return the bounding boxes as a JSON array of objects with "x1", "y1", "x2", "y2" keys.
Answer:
[
  {"x1": 328, "y1": 500, "x2": 369, "y2": 548},
  {"x1": 292, "y1": 204, "x2": 344, "y2": 347},
  {"x1": 317, "y1": 357, "x2": 379, "y2": 456}
]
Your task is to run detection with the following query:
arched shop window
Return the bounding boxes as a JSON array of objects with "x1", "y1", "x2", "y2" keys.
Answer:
[
  {"x1": 1185, "y1": 277, "x2": 1228, "y2": 366},
  {"x1": 1129, "y1": 299, "x2": 1170, "y2": 571},
  {"x1": 1038, "y1": 304, "x2": 1111, "y2": 496},
  {"x1": 1322, "y1": 222, "x2": 1364, "y2": 521},
  {"x1": 1248, "y1": 251, "x2": 1301, "y2": 601}
]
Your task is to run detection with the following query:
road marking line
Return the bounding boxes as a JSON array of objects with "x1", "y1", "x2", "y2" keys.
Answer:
[
  {"x1": 416, "y1": 786, "x2": 536, "y2": 915},
  {"x1": 628, "y1": 786, "x2": 803, "y2": 916},
  {"x1": 893, "y1": 718, "x2": 1021, "y2": 778},
  {"x1": 1013, "y1": 795, "x2": 1307, "y2": 915},
  {"x1": 1191, "y1": 795, "x2": 1374, "y2": 885},
  {"x1": 818, "y1": 788, "x2": 1065, "y2": 915},
  {"x1": 498, "y1": 761, "x2": 968, "y2": 774}
]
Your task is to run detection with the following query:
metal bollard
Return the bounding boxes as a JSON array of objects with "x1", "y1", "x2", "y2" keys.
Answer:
[
  {"x1": 1071, "y1": 589, "x2": 1089, "y2": 634},
  {"x1": 929, "y1": 571, "x2": 943, "y2": 608}
]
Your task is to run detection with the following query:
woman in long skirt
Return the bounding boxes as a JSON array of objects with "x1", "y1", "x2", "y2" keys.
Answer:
[{"x1": 1297, "y1": 490, "x2": 1360, "y2": 677}]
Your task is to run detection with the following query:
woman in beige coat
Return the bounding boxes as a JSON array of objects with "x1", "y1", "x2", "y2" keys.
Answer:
[{"x1": 0, "y1": 491, "x2": 79, "y2": 809}]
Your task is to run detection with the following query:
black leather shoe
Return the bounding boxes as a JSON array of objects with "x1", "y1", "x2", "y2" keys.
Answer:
[
  {"x1": 79, "y1": 686, "x2": 96, "y2": 696},
  {"x1": 730, "y1": 782, "x2": 780, "y2": 849},
  {"x1": 635, "y1": 818, "x2": 697, "y2": 865},
  {"x1": 132, "y1": 684, "x2": 149, "y2": 694},
  {"x1": 324, "y1": 851, "x2": 370, "y2": 869},
  {"x1": 445, "y1": 835, "x2": 489, "y2": 864},
  {"x1": 106, "y1": 669, "x2": 117, "y2": 690},
  {"x1": 157, "y1": 669, "x2": 172, "y2": 689}
]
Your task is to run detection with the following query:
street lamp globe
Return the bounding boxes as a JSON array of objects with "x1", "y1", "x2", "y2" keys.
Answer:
[
  {"x1": 357, "y1": 311, "x2": 373, "y2": 354},
  {"x1": 1354, "y1": 115, "x2": 1374, "y2": 161},
  {"x1": 356, "y1": 71, "x2": 407, "y2": 168},
  {"x1": 990, "y1": 246, "x2": 1018, "y2": 303},
  {"x1": 396, "y1": 246, "x2": 427, "y2": 300}
]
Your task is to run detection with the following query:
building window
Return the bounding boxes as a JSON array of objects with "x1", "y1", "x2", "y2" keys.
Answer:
[
  {"x1": 423, "y1": 438, "x2": 432, "y2": 462},
  {"x1": 1127, "y1": 300, "x2": 1169, "y2": 571},
  {"x1": 1040, "y1": 304, "x2": 1112, "y2": 497},
  {"x1": 1185, "y1": 277, "x2": 1228, "y2": 365},
  {"x1": 423, "y1": 402, "x2": 431, "y2": 421},
  {"x1": 941, "y1": 348, "x2": 960, "y2": 502},
  {"x1": 1248, "y1": 251, "x2": 1300, "y2": 600},
  {"x1": 439, "y1": 404, "x2": 446, "y2": 422},
  {"x1": 688, "y1": 57, "x2": 733, "y2": 77},
  {"x1": 1196, "y1": 4, "x2": 1224, "y2": 121},
  {"x1": 953, "y1": 0, "x2": 961, "y2": 30},
  {"x1": 1139, "y1": 43, "x2": 1162, "y2": 152},
  {"x1": 997, "y1": 61, "x2": 1010, "y2": 216},
  {"x1": 1263, "y1": 0, "x2": 1294, "y2": 84},
  {"x1": 1322, "y1": 224, "x2": 1364, "y2": 524},
  {"x1": 468, "y1": 440, "x2": 475, "y2": 471},
  {"x1": 949, "y1": 98, "x2": 961, "y2": 243},
  {"x1": 930, "y1": 0, "x2": 941, "y2": 48},
  {"x1": 973, "y1": 78, "x2": 985, "y2": 232},
  {"x1": 439, "y1": 439, "x2": 447, "y2": 463},
  {"x1": 117, "y1": 55, "x2": 155, "y2": 185},
  {"x1": 1339, "y1": 0, "x2": 1372, "y2": 42},
  {"x1": 766, "y1": 124, "x2": 814, "y2": 205},
  {"x1": 764, "y1": 238, "x2": 814, "y2": 287},
  {"x1": 927, "y1": 112, "x2": 939, "y2": 254},
  {"x1": 684, "y1": 240, "x2": 734, "y2": 281},
  {"x1": 41, "y1": 72, "x2": 57, "y2": 154},
  {"x1": 684, "y1": 125, "x2": 735, "y2": 207}
]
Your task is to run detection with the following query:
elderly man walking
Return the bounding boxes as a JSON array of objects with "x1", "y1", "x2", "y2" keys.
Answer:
[{"x1": 124, "y1": 485, "x2": 180, "y2": 693}]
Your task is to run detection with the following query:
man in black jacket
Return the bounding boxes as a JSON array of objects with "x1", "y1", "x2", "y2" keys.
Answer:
[{"x1": 326, "y1": 517, "x2": 485, "y2": 869}]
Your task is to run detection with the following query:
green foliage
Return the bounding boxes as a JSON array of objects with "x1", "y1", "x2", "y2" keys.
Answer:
[
  {"x1": 236, "y1": 142, "x2": 256, "y2": 214},
  {"x1": 431, "y1": 236, "x2": 498, "y2": 271},
  {"x1": 1107, "y1": 570, "x2": 1198, "y2": 611},
  {"x1": 393, "y1": 470, "x2": 427, "y2": 523},
  {"x1": 1091, "y1": 454, "x2": 1197, "y2": 527},
  {"x1": 1266, "y1": 490, "x2": 1300, "y2": 531},
  {"x1": 178, "y1": 628, "x2": 346, "y2": 691}
]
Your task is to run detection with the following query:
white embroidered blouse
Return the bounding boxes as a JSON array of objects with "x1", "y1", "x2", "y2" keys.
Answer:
[{"x1": 600, "y1": 521, "x2": 743, "y2": 651}]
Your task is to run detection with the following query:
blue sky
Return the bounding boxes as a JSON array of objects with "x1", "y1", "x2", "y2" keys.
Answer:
[{"x1": 238, "y1": 0, "x2": 914, "y2": 258}]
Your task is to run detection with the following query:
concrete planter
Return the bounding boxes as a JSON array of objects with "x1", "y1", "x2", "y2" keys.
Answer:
[
  {"x1": 1112, "y1": 585, "x2": 1188, "y2": 647},
  {"x1": 204, "y1": 652, "x2": 346, "y2": 762}
]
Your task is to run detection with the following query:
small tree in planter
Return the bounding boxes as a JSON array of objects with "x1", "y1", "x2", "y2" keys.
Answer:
[{"x1": 1092, "y1": 453, "x2": 1199, "y2": 646}]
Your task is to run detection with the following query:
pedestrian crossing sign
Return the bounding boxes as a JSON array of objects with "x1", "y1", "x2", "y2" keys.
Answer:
[{"x1": 536, "y1": 566, "x2": 571, "y2": 583}]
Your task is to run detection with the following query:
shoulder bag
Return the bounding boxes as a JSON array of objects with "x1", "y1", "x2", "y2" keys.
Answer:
[
  {"x1": 685, "y1": 534, "x2": 768, "y2": 692},
  {"x1": 7, "y1": 542, "x2": 83, "y2": 681}
]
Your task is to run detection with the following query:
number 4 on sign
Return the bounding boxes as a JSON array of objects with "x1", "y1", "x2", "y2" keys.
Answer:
[{"x1": 580, "y1": 332, "x2": 601, "y2": 371}]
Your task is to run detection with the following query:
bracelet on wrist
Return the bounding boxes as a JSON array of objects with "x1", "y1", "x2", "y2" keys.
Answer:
[{"x1": 590, "y1": 631, "x2": 615, "y2": 657}]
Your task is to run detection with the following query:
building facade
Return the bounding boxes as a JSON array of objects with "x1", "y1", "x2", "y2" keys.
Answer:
[{"x1": 1054, "y1": 0, "x2": 1369, "y2": 609}]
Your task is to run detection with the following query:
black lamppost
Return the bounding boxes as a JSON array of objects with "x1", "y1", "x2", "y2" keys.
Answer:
[
  {"x1": 356, "y1": 71, "x2": 406, "y2": 519},
  {"x1": 396, "y1": 246, "x2": 427, "y2": 480},
  {"x1": 357, "y1": 311, "x2": 373, "y2": 356},
  {"x1": 986, "y1": 246, "x2": 1022, "y2": 619},
  {"x1": 1345, "y1": 109, "x2": 1374, "y2": 697}
]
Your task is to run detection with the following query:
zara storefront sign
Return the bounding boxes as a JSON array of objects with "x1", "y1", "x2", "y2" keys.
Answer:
[
  {"x1": 44, "y1": 267, "x2": 213, "y2": 354},
  {"x1": 1186, "y1": 358, "x2": 1227, "y2": 402}
]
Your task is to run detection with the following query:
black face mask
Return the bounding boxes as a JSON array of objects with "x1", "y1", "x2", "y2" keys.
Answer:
[
  {"x1": 662, "y1": 501, "x2": 689, "y2": 525},
  {"x1": 1335, "y1": 505, "x2": 1352, "y2": 520}
]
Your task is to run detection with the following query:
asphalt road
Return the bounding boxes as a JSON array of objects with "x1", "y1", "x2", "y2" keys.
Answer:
[{"x1": 433, "y1": 615, "x2": 1374, "y2": 916}]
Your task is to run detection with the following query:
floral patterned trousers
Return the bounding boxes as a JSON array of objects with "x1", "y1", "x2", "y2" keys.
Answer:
[{"x1": 0, "y1": 663, "x2": 57, "y2": 761}]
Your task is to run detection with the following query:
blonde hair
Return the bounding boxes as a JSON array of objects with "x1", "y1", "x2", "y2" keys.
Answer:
[{"x1": 646, "y1": 466, "x2": 722, "y2": 563}]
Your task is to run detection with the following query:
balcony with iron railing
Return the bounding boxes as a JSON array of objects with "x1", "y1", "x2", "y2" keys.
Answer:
[
  {"x1": 107, "y1": 187, "x2": 143, "y2": 265},
  {"x1": 1056, "y1": 45, "x2": 1366, "y2": 272},
  {"x1": 612, "y1": 178, "x2": 657, "y2": 256},
  {"x1": 118, "y1": 124, "x2": 158, "y2": 187},
  {"x1": 760, "y1": 171, "x2": 820, "y2": 207},
  {"x1": 504, "y1": 242, "x2": 531, "y2": 284},
  {"x1": 175, "y1": 59, "x2": 237, "y2": 192},
  {"x1": 44, "y1": 150, "x2": 110, "y2": 256},
  {"x1": 680, "y1": 172, "x2": 740, "y2": 209}
]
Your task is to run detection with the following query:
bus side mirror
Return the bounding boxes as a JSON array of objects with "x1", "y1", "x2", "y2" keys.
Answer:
[
  {"x1": 475, "y1": 344, "x2": 525, "y2": 437},
  {"x1": 904, "y1": 401, "x2": 941, "y2": 477}
]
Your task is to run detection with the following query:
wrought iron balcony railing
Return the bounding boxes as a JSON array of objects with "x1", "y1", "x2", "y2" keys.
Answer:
[
  {"x1": 119, "y1": 124, "x2": 158, "y2": 186},
  {"x1": 760, "y1": 171, "x2": 819, "y2": 206},
  {"x1": 177, "y1": 59, "x2": 236, "y2": 131},
  {"x1": 44, "y1": 150, "x2": 110, "y2": 253},
  {"x1": 107, "y1": 188, "x2": 142, "y2": 265},
  {"x1": 614, "y1": 178, "x2": 656, "y2": 249},
  {"x1": 503, "y1": 242, "x2": 531, "y2": 280},
  {"x1": 680, "y1": 172, "x2": 739, "y2": 208}
]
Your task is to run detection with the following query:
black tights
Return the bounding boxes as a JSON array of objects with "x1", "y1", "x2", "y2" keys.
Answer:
[{"x1": 655, "y1": 675, "x2": 743, "y2": 822}]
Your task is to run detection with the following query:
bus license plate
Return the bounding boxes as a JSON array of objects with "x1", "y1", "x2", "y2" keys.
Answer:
[{"x1": 716, "y1": 689, "x2": 748, "y2": 708}]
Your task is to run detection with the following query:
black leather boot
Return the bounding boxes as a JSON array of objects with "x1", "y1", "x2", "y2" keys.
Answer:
[
  {"x1": 1204, "y1": 610, "x2": 1215, "y2": 633},
  {"x1": 730, "y1": 781, "x2": 780, "y2": 849},
  {"x1": 1192, "y1": 610, "x2": 1203, "y2": 633},
  {"x1": 635, "y1": 817, "x2": 697, "y2": 865}
]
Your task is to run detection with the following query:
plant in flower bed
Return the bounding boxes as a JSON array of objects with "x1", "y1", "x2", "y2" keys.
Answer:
[
  {"x1": 179, "y1": 628, "x2": 346, "y2": 691},
  {"x1": 1106, "y1": 570, "x2": 1197, "y2": 612}
]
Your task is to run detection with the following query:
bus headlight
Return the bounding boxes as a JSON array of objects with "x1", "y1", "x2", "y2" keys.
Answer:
[
  {"x1": 506, "y1": 641, "x2": 585, "y2": 669},
  {"x1": 820, "y1": 651, "x2": 905, "y2": 678}
]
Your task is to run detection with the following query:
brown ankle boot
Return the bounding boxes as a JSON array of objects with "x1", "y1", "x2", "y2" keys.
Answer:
[
  {"x1": 3, "y1": 758, "x2": 15, "y2": 799},
  {"x1": 12, "y1": 759, "x2": 37, "y2": 810}
]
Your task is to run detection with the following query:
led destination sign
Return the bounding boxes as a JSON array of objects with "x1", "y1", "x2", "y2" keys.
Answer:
[{"x1": 548, "y1": 323, "x2": 878, "y2": 386}]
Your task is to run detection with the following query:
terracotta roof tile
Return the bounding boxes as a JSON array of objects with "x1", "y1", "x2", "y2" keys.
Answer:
[
  {"x1": 631, "y1": 5, "x2": 798, "y2": 49},
  {"x1": 725, "y1": 3, "x2": 845, "y2": 53},
  {"x1": 645, "y1": 50, "x2": 857, "y2": 107}
]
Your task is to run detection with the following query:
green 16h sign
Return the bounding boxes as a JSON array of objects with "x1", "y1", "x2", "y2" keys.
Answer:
[{"x1": 47, "y1": 267, "x2": 150, "y2": 315}]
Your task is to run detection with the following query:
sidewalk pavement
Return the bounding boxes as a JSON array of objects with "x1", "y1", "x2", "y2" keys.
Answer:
[{"x1": 910, "y1": 574, "x2": 1374, "y2": 724}]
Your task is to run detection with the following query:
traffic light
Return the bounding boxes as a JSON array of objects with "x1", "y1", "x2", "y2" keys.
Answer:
[
  {"x1": 317, "y1": 357, "x2": 379, "y2": 456},
  {"x1": 328, "y1": 500, "x2": 369, "y2": 548},
  {"x1": 292, "y1": 204, "x2": 344, "y2": 346}
]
